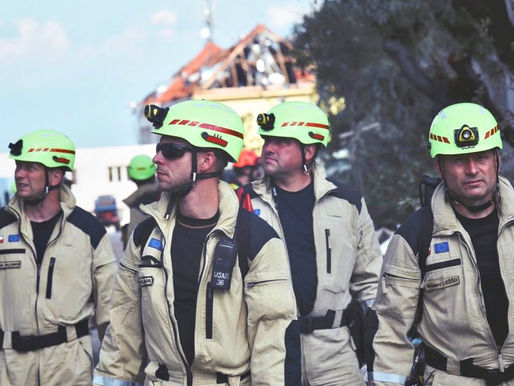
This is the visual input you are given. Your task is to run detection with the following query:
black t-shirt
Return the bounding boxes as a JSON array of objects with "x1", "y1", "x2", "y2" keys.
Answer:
[
  {"x1": 171, "y1": 210, "x2": 219, "y2": 365},
  {"x1": 275, "y1": 182, "x2": 317, "y2": 316},
  {"x1": 31, "y1": 210, "x2": 62, "y2": 266},
  {"x1": 456, "y1": 208, "x2": 508, "y2": 346}
]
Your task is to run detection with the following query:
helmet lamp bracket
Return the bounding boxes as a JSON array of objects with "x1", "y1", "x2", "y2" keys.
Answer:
[{"x1": 454, "y1": 125, "x2": 479, "y2": 148}]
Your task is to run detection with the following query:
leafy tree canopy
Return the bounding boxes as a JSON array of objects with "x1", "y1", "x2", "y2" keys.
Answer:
[{"x1": 293, "y1": 0, "x2": 514, "y2": 228}]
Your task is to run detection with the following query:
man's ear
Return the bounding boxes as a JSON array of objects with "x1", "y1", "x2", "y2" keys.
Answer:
[
  {"x1": 197, "y1": 151, "x2": 217, "y2": 172},
  {"x1": 304, "y1": 144, "x2": 317, "y2": 164},
  {"x1": 48, "y1": 168, "x2": 64, "y2": 187}
]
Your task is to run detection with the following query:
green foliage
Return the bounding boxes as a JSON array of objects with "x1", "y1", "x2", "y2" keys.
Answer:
[{"x1": 294, "y1": 0, "x2": 514, "y2": 228}]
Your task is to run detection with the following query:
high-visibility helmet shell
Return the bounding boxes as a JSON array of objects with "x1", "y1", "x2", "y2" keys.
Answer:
[
  {"x1": 147, "y1": 100, "x2": 244, "y2": 162},
  {"x1": 233, "y1": 149, "x2": 258, "y2": 168},
  {"x1": 128, "y1": 154, "x2": 156, "y2": 181},
  {"x1": 9, "y1": 129, "x2": 75, "y2": 171},
  {"x1": 257, "y1": 101, "x2": 330, "y2": 147},
  {"x1": 429, "y1": 102, "x2": 502, "y2": 158}
]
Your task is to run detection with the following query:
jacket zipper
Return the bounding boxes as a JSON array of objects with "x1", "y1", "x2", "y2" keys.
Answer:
[
  {"x1": 45, "y1": 258, "x2": 56, "y2": 299},
  {"x1": 325, "y1": 229, "x2": 332, "y2": 273},
  {"x1": 246, "y1": 278, "x2": 288, "y2": 288},
  {"x1": 206, "y1": 283, "x2": 213, "y2": 339},
  {"x1": 457, "y1": 232, "x2": 499, "y2": 351},
  {"x1": 161, "y1": 237, "x2": 193, "y2": 386},
  {"x1": 200, "y1": 231, "x2": 218, "y2": 341},
  {"x1": 15, "y1": 220, "x2": 41, "y2": 385},
  {"x1": 494, "y1": 219, "x2": 514, "y2": 369}
]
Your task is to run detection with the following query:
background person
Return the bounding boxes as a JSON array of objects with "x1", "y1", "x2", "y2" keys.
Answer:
[
  {"x1": 0, "y1": 129, "x2": 117, "y2": 385},
  {"x1": 228, "y1": 148, "x2": 259, "y2": 190},
  {"x1": 122, "y1": 154, "x2": 160, "y2": 247}
]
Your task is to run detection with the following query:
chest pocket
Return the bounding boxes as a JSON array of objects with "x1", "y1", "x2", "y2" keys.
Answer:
[
  {"x1": 318, "y1": 197, "x2": 358, "y2": 284},
  {"x1": 423, "y1": 240, "x2": 462, "y2": 290},
  {"x1": 421, "y1": 241, "x2": 464, "y2": 322}
]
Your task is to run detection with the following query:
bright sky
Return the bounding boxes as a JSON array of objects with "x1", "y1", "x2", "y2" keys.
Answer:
[{"x1": 0, "y1": 0, "x2": 315, "y2": 149}]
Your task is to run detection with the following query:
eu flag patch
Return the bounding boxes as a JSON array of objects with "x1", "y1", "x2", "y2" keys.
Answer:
[
  {"x1": 434, "y1": 242, "x2": 449, "y2": 254},
  {"x1": 8, "y1": 234, "x2": 20, "y2": 242},
  {"x1": 148, "y1": 238, "x2": 163, "y2": 251},
  {"x1": 253, "y1": 209, "x2": 261, "y2": 216}
]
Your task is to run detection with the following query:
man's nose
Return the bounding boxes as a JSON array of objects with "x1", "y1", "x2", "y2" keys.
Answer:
[
  {"x1": 153, "y1": 151, "x2": 164, "y2": 164},
  {"x1": 465, "y1": 158, "x2": 479, "y2": 174}
]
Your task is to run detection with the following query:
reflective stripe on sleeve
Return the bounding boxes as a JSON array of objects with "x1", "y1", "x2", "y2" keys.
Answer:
[
  {"x1": 369, "y1": 371, "x2": 407, "y2": 384},
  {"x1": 92, "y1": 374, "x2": 141, "y2": 386}
]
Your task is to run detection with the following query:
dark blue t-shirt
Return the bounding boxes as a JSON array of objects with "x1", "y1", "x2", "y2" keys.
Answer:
[{"x1": 275, "y1": 183, "x2": 317, "y2": 316}]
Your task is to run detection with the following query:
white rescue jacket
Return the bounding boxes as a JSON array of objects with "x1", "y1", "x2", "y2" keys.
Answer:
[
  {"x1": 0, "y1": 185, "x2": 117, "y2": 386},
  {"x1": 370, "y1": 176, "x2": 514, "y2": 385},
  {"x1": 240, "y1": 169, "x2": 382, "y2": 384},
  {"x1": 94, "y1": 181, "x2": 299, "y2": 386}
]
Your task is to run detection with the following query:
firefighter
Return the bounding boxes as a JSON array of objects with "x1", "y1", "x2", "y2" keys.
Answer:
[
  {"x1": 238, "y1": 101, "x2": 383, "y2": 385},
  {"x1": 94, "y1": 100, "x2": 300, "y2": 385},
  {"x1": 0, "y1": 129, "x2": 117, "y2": 385},
  {"x1": 368, "y1": 102, "x2": 514, "y2": 386}
]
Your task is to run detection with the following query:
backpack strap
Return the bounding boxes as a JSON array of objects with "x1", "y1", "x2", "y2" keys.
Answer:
[
  {"x1": 235, "y1": 207, "x2": 250, "y2": 278},
  {"x1": 417, "y1": 205, "x2": 433, "y2": 279},
  {"x1": 409, "y1": 205, "x2": 433, "y2": 333},
  {"x1": 236, "y1": 184, "x2": 256, "y2": 213}
]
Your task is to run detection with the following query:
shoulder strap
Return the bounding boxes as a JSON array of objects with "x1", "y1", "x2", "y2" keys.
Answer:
[
  {"x1": 409, "y1": 205, "x2": 433, "y2": 335},
  {"x1": 235, "y1": 208, "x2": 250, "y2": 278},
  {"x1": 236, "y1": 184, "x2": 255, "y2": 212},
  {"x1": 417, "y1": 205, "x2": 433, "y2": 279}
]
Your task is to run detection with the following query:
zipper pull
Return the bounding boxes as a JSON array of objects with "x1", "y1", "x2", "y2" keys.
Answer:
[{"x1": 498, "y1": 351, "x2": 505, "y2": 372}]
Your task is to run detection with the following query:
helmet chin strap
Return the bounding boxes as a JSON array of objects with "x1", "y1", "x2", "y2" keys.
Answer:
[
  {"x1": 171, "y1": 149, "x2": 223, "y2": 199},
  {"x1": 300, "y1": 144, "x2": 310, "y2": 175},
  {"x1": 23, "y1": 169, "x2": 59, "y2": 207},
  {"x1": 448, "y1": 195, "x2": 493, "y2": 213}
]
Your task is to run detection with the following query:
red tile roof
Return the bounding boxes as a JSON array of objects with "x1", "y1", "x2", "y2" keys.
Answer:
[{"x1": 141, "y1": 24, "x2": 314, "y2": 106}]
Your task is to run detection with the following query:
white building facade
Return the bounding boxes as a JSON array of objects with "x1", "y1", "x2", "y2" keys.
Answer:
[{"x1": 0, "y1": 144, "x2": 156, "y2": 225}]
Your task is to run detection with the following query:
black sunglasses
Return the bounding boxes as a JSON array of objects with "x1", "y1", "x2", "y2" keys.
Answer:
[{"x1": 156, "y1": 143, "x2": 192, "y2": 160}]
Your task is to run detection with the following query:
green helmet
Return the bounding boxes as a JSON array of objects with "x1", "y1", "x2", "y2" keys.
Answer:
[
  {"x1": 428, "y1": 102, "x2": 502, "y2": 158},
  {"x1": 145, "y1": 100, "x2": 244, "y2": 162},
  {"x1": 128, "y1": 154, "x2": 156, "y2": 181},
  {"x1": 8, "y1": 129, "x2": 75, "y2": 171},
  {"x1": 256, "y1": 101, "x2": 330, "y2": 147}
]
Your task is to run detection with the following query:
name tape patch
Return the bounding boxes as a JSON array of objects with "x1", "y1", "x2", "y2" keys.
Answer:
[
  {"x1": 434, "y1": 242, "x2": 449, "y2": 254},
  {"x1": 138, "y1": 276, "x2": 154, "y2": 287},
  {"x1": 425, "y1": 275, "x2": 460, "y2": 291},
  {"x1": 0, "y1": 260, "x2": 21, "y2": 270}
]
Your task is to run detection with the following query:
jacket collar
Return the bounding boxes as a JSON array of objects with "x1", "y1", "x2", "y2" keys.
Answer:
[
  {"x1": 431, "y1": 175, "x2": 514, "y2": 233},
  {"x1": 251, "y1": 167, "x2": 337, "y2": 203},
  {"x1": 8, "y1": 184, "x2": 76, "y2": 221},
  {"x1": 141, "y1": 180, "x2": 239, "y2": 239}
]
